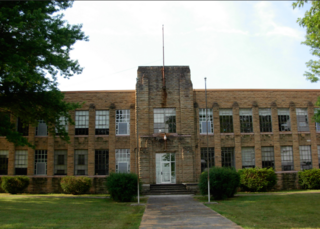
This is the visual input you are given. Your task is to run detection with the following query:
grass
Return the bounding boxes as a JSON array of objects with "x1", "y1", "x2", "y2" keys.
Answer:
[
  {"x1": 0, "y1": 195, "x2": 146, "y2": 229},
  {"x1": 237, "y1": 189, "x2": 320, "y2": 195},
  {"x1": 196, "y1": 193, "x2": 320, "y2": 229}
]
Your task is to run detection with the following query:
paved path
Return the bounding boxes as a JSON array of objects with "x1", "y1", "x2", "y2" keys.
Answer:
[{"x1": 140, "y1": 195, "x2": 243, "y2": 229}]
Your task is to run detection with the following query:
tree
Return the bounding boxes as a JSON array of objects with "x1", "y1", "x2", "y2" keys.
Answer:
[{"x1": 0, "y1": 1, "x2": 88, "y2": 147}]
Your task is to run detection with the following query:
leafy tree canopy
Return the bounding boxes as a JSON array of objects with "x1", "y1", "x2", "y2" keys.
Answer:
[{"x1": 0, "y1": 1, "x2": 88, "y2": 147}]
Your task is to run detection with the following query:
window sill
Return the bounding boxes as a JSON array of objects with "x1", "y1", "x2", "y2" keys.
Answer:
[
  {"x1": 75, "y1": 135, "x2": 89, "y2": 137},
  {"x1": 260, "y1": 132, "x2": 273, "y2": 135},
  {"x1": 95, "y1": 135, "x2": 109, "y2": 137},
  {"x1": 279, "y1": 132, "x2": 292, "y2": 134},
  {"x1": 240, "y1": 133, "x2": 254, "y2": 135},
  {"x1": 220, "y1": 133, "x2": 234, "y2": 136},
  {"x1": 200, "y1": 133, "x2": 214, "y2": 135},
  {"x1": 116, "y1": 134, "x2": 130, "y2": 136},
  {"x1": 35, "y1": 136, "x2": 48, "y2": 137}
]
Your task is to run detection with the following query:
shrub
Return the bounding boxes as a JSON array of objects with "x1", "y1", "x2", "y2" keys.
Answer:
[
  {"x1": 199, "y1": 167, "x2": 240, "y2": 200},
  {"x1": 60, "y1": 176, "x2": 92, "y2": 195},
  {"x1": 299, "y1": 168, "x2": 320, "y2": 189},
  {"x1": 106, "y1": 173, "x2": 142, "y2": 202},
  {"x1": 1, "y1": 176, "x2": 30, "y2": 194},
  {"x1": 238, "y1": 167, "x2": 277, "y2": 192}
]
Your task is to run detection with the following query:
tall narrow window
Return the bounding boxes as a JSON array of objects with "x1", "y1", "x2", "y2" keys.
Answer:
[
  {"x1": 278, "y1": 109, "x2": 291, "y2": 131},
  {"x1": 261, "y1": 147, "x2": 275, "y2": 169},
  {"x1": 299, "y1": 146, "x2": 312, "y2": 170},
  {"x1": 199, "y1": 109, "x2": 213, "y2": 134},
  {"x1": 95, "y1": 110, "x2": 109, "y2": 135},
  {"x1": 0, "y1": 113, "x2": 10, "y2": 136},
  {"x1": 115, "y1": 149, "x2": 130, "y2": 173},
  {"x1": 219, "y1": 109, "x2": 233, "y2": 133},
  {"x1": 281, "y1": 146, "x2": 294, "y2": 171},
  {"x1": 315, "y1": 109, "x2": 320, "y2": 132},
  {"x1": 154, "y1": 108, "x2": 176, "y2": 133},
  {"x1": 241, "y1": 147, "x2": 255, "y2": 168},
  {"x1": 17, "y1": 118, "x2": 28, "y2": 136},
  {"x1": 95, "y1": 150, "x2": 109, "y2": 175},
  {"x1": 221, "y1": 147, "x2": 235, "y2": 168},
  {"x1": 34, "y1": 150, "x2": 47, "y2": 175},
  {"x1": 200, "y1": 148, "x2": 215, "y2": 172},
  {"x1": 74, "y1": 150, "x2": 88, "y2": 175},
  {"x1": 35, "y1": 120, "x2": 48, "y2": 136},
  {"x1": 56, "y1": 116, "x2": 68, "y2": 135},
  {"x1": 15, "y1": 150, "x2": 28, "y2": 175},
  {"x1": 259, "y1": 108, "x2": 272, "y2": 132},
  {"x1": 116, "y1": 110, "x2": 130, "y2": 135},
  {"x1": 54, "y1": 150, "x2": 67, "y2": 175},
  {"x1": 296, "y1": 108, "x2": 309, "y2": 132},
  {"x1": 0, "y1": 150, "x2": 9, "y2": 175},
  {"x1": 75, "y1": 111, "x2": 89, "y2": 135},
  {"x1": 240, "y1": 109, "x2": 253, "y2": 133}
]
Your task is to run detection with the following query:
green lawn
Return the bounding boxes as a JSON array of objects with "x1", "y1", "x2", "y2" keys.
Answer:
[
  {"x1": 0, "y1": 196, "x2": 146, "y2": 229},
  {"x1": 196, "y1": 193, "x2": 320, "y2": 229}
]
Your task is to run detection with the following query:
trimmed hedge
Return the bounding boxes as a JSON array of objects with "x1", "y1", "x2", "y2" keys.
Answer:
[
  {"x1": 199, "y1": 167, "x2": 240, "y2": 200},
  {"x1": 238, "y1": 167, "x2": 277, "y2": 192},
  {"x1": 106, "y1": 173, "x2": 141, "y2": 202},
  {"x1": 60, "y1": 176, "x2": 92, "y2": 195},
  {"x1": 299, "y1": 168, "x2": 320, "y2": 189},
  {"x1": 1, "y1": 176, "x2": 30, "y2": 194}
]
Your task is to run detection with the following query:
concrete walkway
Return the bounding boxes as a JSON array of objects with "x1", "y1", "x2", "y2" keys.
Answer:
[{"x1": 140, "y1": 195, "x2": 243, "y2": 229}]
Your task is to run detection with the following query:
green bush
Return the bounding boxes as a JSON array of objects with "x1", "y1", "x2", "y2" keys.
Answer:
[
  {"x1": 199, "y1": 167, "x2": 240, "y2": 200},
  {"x1": 106, "y1": 173, "x2": 142, "y2": 202},
  {"x1": 1, "y1": 176, "x2": 30, "y2": 194},
  {"x1": 238, "y1": 167, "x2": 277, "y2": 192},
  {"x1": 60, "y1": 176, "x2": 92, "y2": 195},
  {"x1": 299, "y1": 168, "x2": 320, "y2": 189}
]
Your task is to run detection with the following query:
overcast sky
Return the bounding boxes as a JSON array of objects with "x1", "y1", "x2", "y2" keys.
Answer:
[{"x1": 57, "y1": 1, "x2": 317, "y2": 91}]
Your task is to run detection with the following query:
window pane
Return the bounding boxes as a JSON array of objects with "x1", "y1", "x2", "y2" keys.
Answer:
[{"x1": 153, "y1": 108, "x2": 176, "y2": 133}]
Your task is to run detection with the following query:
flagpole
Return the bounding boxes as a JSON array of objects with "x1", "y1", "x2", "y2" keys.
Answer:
[{"x1": 205, "y1": 77, "x2": 210, "y2": 203}]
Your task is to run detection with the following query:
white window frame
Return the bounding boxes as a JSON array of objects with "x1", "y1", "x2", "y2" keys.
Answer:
[
  {"x1": 153, "y1": 108, "x2": 176, "y2": 133},
  {"x1": 199, "y1": 109, "x2": 213, "y2": 134},
  {"x1": 95, "y1": 110, "x2": 109, "y2": 134},
  {"x1": 116, "y1": 110, "x2": 130, "y2": 135},
  {"x1": 115, "y1": 149, "x2": 130, "y2": 173}
]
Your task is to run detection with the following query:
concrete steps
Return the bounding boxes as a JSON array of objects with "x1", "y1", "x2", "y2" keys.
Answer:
[{"x1": 144, "y1": 184, "x2": 195, "y2": 195}]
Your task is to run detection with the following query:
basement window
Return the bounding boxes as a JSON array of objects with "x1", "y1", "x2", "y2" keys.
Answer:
[
  {"x1": 54, "y1": 150, "x2": 67, "y2": 175},
  {"x1": 75, "y1": 111, "x2": 89, "y2": 135},
  {"x1": 299, "y1": 146, "x2": 312, "y2": 170},
  {"x1": 281, "y1": 146, "x2": 294, "y2": 171},
  {"x1": 261, "y1": 147, "x2": 275, "y2": 169},
  {"x1": 96, "y1": 110, "x2": 109, "y2": 135},
  {"x1": 278, "y1": 109, "x2": 291, "y2": 131},
  {"x1": 74, "y1": 150, "x2": 88, "y2": 175},
  {"x1": 17, "y1": 118, "x2": 28, "y2": 136},
  {"x1": 240, "y1": 109, "x2": 253, "y2": 133},
  {"x1": 153, "y1": 108, "x2": 176, "y2": 133},
  {"x1": 200, "y1": 148, "x2": 215, "y2": 172},
  {"x1": 259, "y1": 108, "x2": 272, "y2": 132},
  {"x1": 241, "y1": 147, "x2": 255, "y2": 168},
  {"x1": 219, "y1": 109, "x2": 233, "y2": 133},
  {"x1": 34, "y1": 150, "x2": 47, "y2": 175},
  {"x1": 199, "y1": 109, "x2": 213, "y2": 134},
  {"x1": 15, "y1": 150, "x2": 28, "y2": 175},
  {"x1": 0, "y1": 150, "x2": 9, "y2": 175},
  {"x1": 116, "y1": 110, "x2": 130, "y2": 135},
  {"x1": 95, "y1": 150, "x2": 109, "y2": 175},
  {"x1": 221, "y1": 147, "x2": 235, "y2": 168},
  {"x1": 56, "y1": 116, "x2": 68, "y2": 135},
  {"x1": 35, "y1": 120, "x2": 48, "y2": 136},
  {"x1": 115, "y1": 149, "x2": 130, "y2": 173},
  {"x1": 296, "y1": 108, "x2": 309, "y2": 132}
]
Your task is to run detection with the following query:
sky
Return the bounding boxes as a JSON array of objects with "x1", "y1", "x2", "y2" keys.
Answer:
[{"x1": 56, "y1": 1, "x2": 317, "y2": 91}]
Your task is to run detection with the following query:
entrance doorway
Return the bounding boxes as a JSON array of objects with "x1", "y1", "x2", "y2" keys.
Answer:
[{"x1": 156, "y1": 153, "x2": 176, "y2": 184}]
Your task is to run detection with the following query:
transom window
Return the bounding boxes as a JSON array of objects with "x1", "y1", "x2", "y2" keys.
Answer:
[
  {"x1": 281, "y1": 146, "x2": 294, "y2": 171},
  {"x1": 200, "y1": 148, "x2": 215, "y2": 172},
  {"x1": 75, "y1": 111, "x2": 89, "y2": 135},
  {"x1": 221, "y1": 147, "x2": 235, "y2": 168},
  {"x1": 261, "y1": 147, "x2": 275, "y2": 169},
  {"x1": 95, "y1": 150, "x2": 109, "y2": 175},
  {"x1": 240, "y1": 109, "x2": 253, "y2": 133},
  {"x1": 199, "y1": 109, "x2": 213, "y2": 134},
  {"x1": 241, "y1": 147, "x2": 255, "y2": 168},
  {"x1": 54, "y1": 150, "x2": 67, "y2": 175},
  {"x1": 35, "y1": 120, "x2": 48, "y2": 136},
  {"x1": 116, "y1": 110, "x2": 130, "y2": 135},
  {"x1": 96, "y1": 110, "x2": 109, "y2": 135},
  {"x1": 116, "y1": 149, "x2": 130, "y2": 173},
  {"x1": 299, "y1": 146, "x2": 312, "y2": 170},
  {"x1": 74, "y1": 150, "x2": 88, "y2": 175},
  {"x1": 219, "y1": 109, "x2": 233, "y2": 133},
  {"x1": 34, "y1": 150, "x2": 47, "y2": 175},
  {"x1": 153, "y1": 108, "x2": 176, "y2": 133},
  {"x1": 15, "y1": 150, "x2": 28, "y2": 175},
  {"x1": 259, "y1": 108, "x2": 272, "y2": 132},
  {"x1": 296, "y1": 108, "x2": 309, "y2": 132},
  {"x1": 278, "y1": 109, "x2": 291, "y2": 131},
  {"x1": 0, "y1": 150, "x2": 9, "y2": 175}
]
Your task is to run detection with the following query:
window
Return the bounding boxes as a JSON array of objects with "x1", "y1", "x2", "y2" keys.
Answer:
[
  {"x1": 240, "y1": 109, "x2": 253, "y2": 133},
  {"x1": 221, "y1": 147, "x2": 235, "y2": 168},
  {"x1": 0, "y1": 150, "x2": 9, "y2": 175},
  {"x1": 296, "y1": 108, "x2": 309, "y2": 132},
  {"x1": 261, "y1": 147, "x2": 275, "y2": 169},
  {"x1": 199, "y1": 109, "x2": 213, "y2": 134},
  {"x1": 241, "y1": 147, "x2": 255, "y2": 168},
  {"x1": 95, "y1": 150, "x2": 109, "y2": 175},
  {"x1": 74, "y1": 150, "x2": 88, "y2": 175},
  {"x1": 259, "y1": 108, "x2": 272, "y2": 132},
  {"x1": 115, "y1": 149, "x2": 130, "y2": 173},
  {"x1": 278, "y1": 109, "x2": 291, "y2": 131},
  {"x1": 75, "y1": 111, "x2": 89, "y2": 135},
  {"x1": 116, "y1": 110, "x2": 130, "y2": 135},
  {"x1": 96, "y1": 110, "x2": 109, "y2": 135},
  {"x1": 56, "y1": 116, "x2": 68, "y2": 135},
  {"x1": 15, "y1": 150, "x2": 28, "y2": 175},
  {"x1": 35, "y1": 120, "x2": 48, "y2": 136},
  {"x1": 54, "y1": 150, "x2": 67, "y2": 175},
  {"x1": 17, "y1": 118, "x2": 28, "y2": 136},
  {"x1": 34, "y1": 150, "x2": 47, "y2": 175},
  {"x1": 281, "y1": 146, "x2": 294, "y2": 171},
  {"x1": 153, "y1": 108, "x2": 176, "y2": 133},
  {"x1": 0, "y1": 113, "x2": 10, "y2": 136},
  {"x1": 200, "y1": 148, "x2": 214, "y2": 172},
  {"x1": 299, "y1": 146, "x2": 312, "y2": 170},
  {"x1": 315, "y1": 108, "x2": 320, "y2": 132},
  {"x1": 219, "y1": 109, "x2": 233, "y2": 133}
]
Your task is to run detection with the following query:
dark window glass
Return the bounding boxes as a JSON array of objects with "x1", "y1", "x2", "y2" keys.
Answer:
[
  {"x1": 95, "y1": 150, "x2": 109, "y2": 175},
  {"x1": 200, "y1": 148, "x2": 214, "y2": 172}
]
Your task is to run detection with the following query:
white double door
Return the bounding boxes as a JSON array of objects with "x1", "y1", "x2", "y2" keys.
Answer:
[{"x1": 156, "y1": 153, "x2": 176, "y2": 184}]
